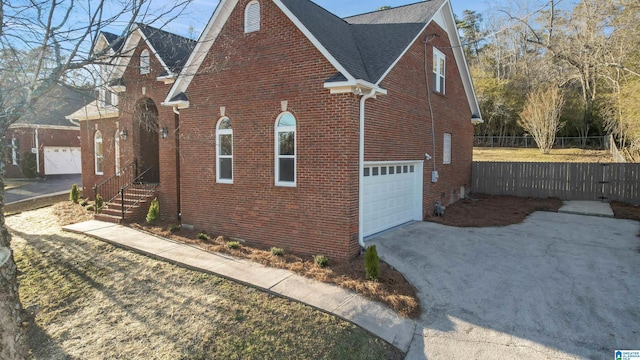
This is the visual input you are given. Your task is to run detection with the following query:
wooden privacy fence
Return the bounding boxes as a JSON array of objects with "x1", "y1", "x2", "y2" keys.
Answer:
[{"x1": 472, "y1": 162, "x2": 640, "y2": 203}]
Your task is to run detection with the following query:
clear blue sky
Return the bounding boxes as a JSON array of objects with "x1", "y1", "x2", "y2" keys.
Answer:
[{"x1": 168, "y1": 0, "x2": 505, "y2": 38}]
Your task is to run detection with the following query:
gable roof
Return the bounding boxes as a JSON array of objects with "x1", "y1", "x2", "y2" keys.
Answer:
[
  {"x1": 136, "y1": 24, "x2": 197, "y2": 75},
  {"x1": 99, "y1": 31, "x2": 126, "y2": 54},
  {"x1": 165, "y1": 0, "x2": 481, "y2": 120},
  {"x1": 17, "y1": 85, "x2": 94, "y2": 127}
]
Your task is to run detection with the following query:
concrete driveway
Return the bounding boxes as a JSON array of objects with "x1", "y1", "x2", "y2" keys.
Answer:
[
  {"x1": 367, "y1": 212, "x2": 640, "y2": 359},
  {"x1": 5, "y1": 174, "x2": 81, "y2": 203}
]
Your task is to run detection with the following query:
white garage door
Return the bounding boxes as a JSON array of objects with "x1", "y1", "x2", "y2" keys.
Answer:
[
  {"x1": 362, "y1": 161, "x2": 423, "y2": 237},
  {"x1": 44, "y1": 146, "x2": 81, "y2": 175}
]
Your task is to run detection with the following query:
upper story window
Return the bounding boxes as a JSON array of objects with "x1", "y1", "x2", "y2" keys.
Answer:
[
  {"x1": 244, "y1": 1, "x2": 260, "y2": 33},
  {"x1": 216, "y1": 117, "x2": 233, "y2": 183},
  {"x1": 95, "y1": 130, "x2": 104, "y2": 175},
  {"x1": 433, "y1": 47, "x2": 446, "y2": 94},
  {"x1": 443, "y1": 133, "x2": 452, "y2": 164},
  {"x1": 140, "y1": 49, "x2": 150, "y2": 74},
  {"x1": 275, "y1": 112, "x2": 296, "y2": 186}
]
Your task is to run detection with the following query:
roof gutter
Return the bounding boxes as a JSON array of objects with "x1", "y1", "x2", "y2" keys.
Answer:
[{"x1": 358, "y1": 88, "x2": 378, "y2": 249}]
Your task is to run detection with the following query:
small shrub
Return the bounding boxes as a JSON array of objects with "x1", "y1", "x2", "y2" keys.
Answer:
[
  {"x1": 169, "y1": 224, "x2": 181, "y2": 233},
  {"x1": 226, "y1": 241, "x2": 240, "y2": 249},
  {"x1": 94, "y1": 194, "x2": 104, "y2": 213},
  {"x1": 146, "y1": 198, "x2": 159, "y2": 224},
  {"x1": 270, "y1": 247, "x2": 285, "y2": 256},
  {"x1": 364, "y1": 245, "x2": 380, "y2": 281},
  {"x1": 80, "y1": 199, "x2": 89, "y2": 207},
  {"x1": 69, "y1": 183, "x2": 80, "y2": 203},
  {"x1": 20, "y1": 152, "x2": 38, "y2": 178},
  {"x1": 198, "y1": 232, "x2": 208, "y2": 240},
  {"x1": 314, "y1": 255, "x2": 329, "y2": 268},
  {"x1": 86, "y1": 205, "x2": 94, "y2": 212}
]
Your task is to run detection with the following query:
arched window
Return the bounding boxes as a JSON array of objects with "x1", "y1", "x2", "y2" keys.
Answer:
[
  {"x1": 114, "y1": 129, "x2": 121, "y2": 175},
  {"x1": 275, "y1": 112, "x2": 296, "y2": 186},
  {"x1": 140, "y1": 49, "x2": 150, "y2": 74},
  {"x1": 95, "y1": 130, "x2": 104, "y2": 175},
  {"x1": 216, "y1": 117, "x2": 233, "y2": 183},
  {"x1": 244, "y1": 0, "x2": 260, "y2": 33}
]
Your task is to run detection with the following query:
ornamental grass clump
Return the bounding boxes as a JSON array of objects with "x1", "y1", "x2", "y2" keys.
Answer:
[{"x1": 364, "y1": 245, "x2": 380, "y2": 281}]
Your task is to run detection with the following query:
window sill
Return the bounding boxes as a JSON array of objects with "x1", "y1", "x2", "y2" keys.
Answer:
[
  {"x1": 216, "y1": 179, "x2": 233, "y2": 184},
  {"x1": 275, "y1": 182, "x2": 296, "y2": 188},
  {"x1": 433, "y1": 90, "x2": 446, "y2": 97}
]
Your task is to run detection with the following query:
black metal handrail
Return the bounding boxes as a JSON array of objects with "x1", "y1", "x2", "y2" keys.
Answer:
[
  {"x1": 119, "y1": 165, "x2": 159, "y2": 220},
  {"x1": 94, "y1": 160, "x2": 137, "y2": 203}
]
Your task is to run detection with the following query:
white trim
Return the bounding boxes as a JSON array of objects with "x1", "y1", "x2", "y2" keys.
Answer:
[
  {"x1": 9, "y1": 124, "x2": 79, "y2": 130},
  {"x1": 216, "y1": 117, "x2": 233, "y2": 184},
  {"x1": 160, "y1": 100, "x2": 190, "y2": 109},
  {"x1": 273, "y1": 0, "x2": 357, "y2": 83},
  {"x1": 94, "y1": 130, "x2": 104, "y2": 175},
  {"x1": 323, "y1": 80, "x2": 388, "y2": 96},
  {"x1": 274, "y1": 112, "x2": 296, "y2": 187},
  {"x1": 164, "y1": 0, "x2": 239, "y2": 105},
  {"x1": 244, "y1": 0, "x2": 261, "y2": 33},
  {"x1": 364, "y1": 160, "x2": 425, "y2": 166}
]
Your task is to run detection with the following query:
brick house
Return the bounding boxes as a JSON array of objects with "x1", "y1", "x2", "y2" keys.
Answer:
[
  {"x1": 5, "y1": 85, "x2": 92, "y2": 178},
  {"x1": 72, "y1": 0, "x2": 482, "y2": 260}
]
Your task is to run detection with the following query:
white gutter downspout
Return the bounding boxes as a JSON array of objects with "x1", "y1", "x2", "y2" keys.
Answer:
[
  {"x1": 34, "y1": 127, "x2": 40, "y2": 176},
  {"x1": 358, "y1": 89, "x2": 377, "y2": 249}
]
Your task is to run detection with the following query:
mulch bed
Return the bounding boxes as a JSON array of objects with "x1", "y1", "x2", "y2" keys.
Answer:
[
  {"x1": 610, "y1": 201, "x2": 640, "y2": 222},
  {"x1": 426, "y1": 193, "x2": 563, "y2": 227}
]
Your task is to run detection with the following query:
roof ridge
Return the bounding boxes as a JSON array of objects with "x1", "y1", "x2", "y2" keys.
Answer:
[
  {"x1": 343, "y1": 0, "x2": 437, "y2": 21},
  {"x1": 136, "y1": 23, "x2": 196, "y2": 43}
]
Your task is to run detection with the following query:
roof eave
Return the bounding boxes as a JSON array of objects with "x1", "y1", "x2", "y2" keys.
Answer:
[
  {"x1": 161, "y1": 100, "x2": 190, "y2": 109},
  {"x1": 323, "y1": 79, "x2": 387, "y2": 96}
]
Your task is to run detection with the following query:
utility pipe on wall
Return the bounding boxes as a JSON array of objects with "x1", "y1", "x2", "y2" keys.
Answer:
[
  {"x1": 34, "y1": 127, "x2": 40, "y2": 176},
  {"x1": 358, "y1": 88, "x2": 377, "y2": 249}
]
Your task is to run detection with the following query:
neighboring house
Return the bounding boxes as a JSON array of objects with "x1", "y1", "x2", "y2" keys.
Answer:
[
  {"x1": 70, "y1": 0, "x2": 482, "y2": 261},
  {"x1": 5, "y1": 85, "x2": 93, "y2": 178}
]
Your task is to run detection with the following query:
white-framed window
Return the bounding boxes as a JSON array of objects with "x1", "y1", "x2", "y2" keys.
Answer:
[
  {"x1": 275, "y1": 112, "x2": 296, "y2": 186},
  {"x1": 216, "y1": 117, "x2": 233, "y2": 183},
  {"x1": 443, "y1": 133, "x2": 451, "y2": 165},
  {"x1": 244, "y1": 0, "x2": 260, "y2": 33},
  {"x1": 95, "y1": 130, "x2": 104, "y2": 175},
  {"x1": 114, "y1": 129, "x2": 120, "y2": 175},
  {"x1": 433, "y1": 47, "x2": 446, "y2": 94},
  {"x1": 140, "y1": 49, "x2": 150, "y2": 74},
  {"x1": 11, "y1": 137, "x2": 18, "y2": 165}
]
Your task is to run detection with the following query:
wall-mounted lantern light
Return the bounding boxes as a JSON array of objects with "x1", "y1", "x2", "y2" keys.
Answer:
[
  {"x1": 119, "y1": 128, "x2": 128, "y2": 141},
  {"x1": 161, "y1": 126, "x2": 169, "y2": 139}
]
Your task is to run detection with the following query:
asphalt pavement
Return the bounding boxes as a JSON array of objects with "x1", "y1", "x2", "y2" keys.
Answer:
[{"x1": 5, "y1": 174, "x2": 81, "y2": 204}]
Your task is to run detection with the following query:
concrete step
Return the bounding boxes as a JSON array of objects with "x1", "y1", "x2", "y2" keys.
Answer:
[{"x1": 94, "y1": 213, "x2": 123, "y2": 224}]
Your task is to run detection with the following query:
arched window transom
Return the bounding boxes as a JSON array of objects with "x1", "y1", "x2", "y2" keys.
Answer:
[{"x1": 140, "y1": 49, "x2": 150, "y2": 74}]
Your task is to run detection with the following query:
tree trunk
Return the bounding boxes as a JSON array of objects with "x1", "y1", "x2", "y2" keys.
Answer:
[{"x1": 0, "y1": 176, "x2": 27, "y2": 360}]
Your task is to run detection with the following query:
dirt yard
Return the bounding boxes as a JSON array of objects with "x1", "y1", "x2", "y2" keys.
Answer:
[
  {"x1": 474, "y1": 147, "x2": 614, "y2": 162},
  {"x1": 426, "y1": 194, "x2": 563, "y2": 227},
  {"x1": 6, "y1": 206, "x2": 403, "y2": 359}
]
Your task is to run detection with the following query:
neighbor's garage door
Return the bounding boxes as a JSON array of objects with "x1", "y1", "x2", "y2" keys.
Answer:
[
  {"x1": 44, "y1": 146, "x2": 81, "y2": 175},
  {"x1": 362, "y1": 161, "x2": 423, "y2": 237}
]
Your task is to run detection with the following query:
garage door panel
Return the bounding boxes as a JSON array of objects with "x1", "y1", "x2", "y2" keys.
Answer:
[
  {"x1": 363, "y1": 162, "x2": 422, "y2": 237},
  {"x1": 44, "y1": 146, "x2": 81, "y2": 175}
]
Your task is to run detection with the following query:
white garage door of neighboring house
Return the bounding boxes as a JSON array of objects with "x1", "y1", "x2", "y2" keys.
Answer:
[
  {"x1": 44, "y1": 146, "x2": 81, "y2": 175},
  {"x1": 362, "y1": 161, "x2": 423, "y2": 237}
]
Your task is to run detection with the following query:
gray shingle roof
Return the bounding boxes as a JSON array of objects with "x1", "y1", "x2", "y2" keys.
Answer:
[
  {"x1": 19, "y1": 85, "x2": 94, "y2": 127},
  {"x1": 100, "y1": 31, "x2": 125, "y2": 53},
  {"x1": 137, "y1": 24, "x2": 197, "y2": 74},
  {"x1": 279, "y1": 0, "x2": 444, "y2": 84}
]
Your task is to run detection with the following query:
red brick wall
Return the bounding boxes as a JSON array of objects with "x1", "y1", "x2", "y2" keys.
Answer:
[
  {"x1": 79, "y1": 36, "x2": 179, "y2": 221},
  {"x1": 4, "y1": 126, "x2": 81, "y2": 178},
  {"x1": 365, "y1": 22, "x2": 474, "y2": 216},
  {"x1": 178, "y1": 0, "x2": 361, "y2": 260}
]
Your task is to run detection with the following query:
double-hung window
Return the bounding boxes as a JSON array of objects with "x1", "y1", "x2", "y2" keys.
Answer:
[
  {"x1": 216, "y1": 117, "x2": 233, "y2": 183},
  {"x1": 433, "y1": 48, "x2": 446, "y2": 94},
  {"x1": 275, "y1": 112, "x2": 296, "y2": 186}
]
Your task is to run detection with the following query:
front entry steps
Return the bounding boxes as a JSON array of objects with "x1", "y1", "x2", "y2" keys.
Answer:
[{"x1": 94, "y1": 184, "x2": 157, "y2": 224}]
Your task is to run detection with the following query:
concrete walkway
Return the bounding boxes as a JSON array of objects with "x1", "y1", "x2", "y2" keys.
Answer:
[
  {"x1": 62, "y1": 220, "x2": 416, "y2": 353},
  {"x1": 558, "y1": 200, "x2": 615, "y2": 217}
]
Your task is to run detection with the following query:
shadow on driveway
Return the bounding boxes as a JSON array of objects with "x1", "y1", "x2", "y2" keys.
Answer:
[{"x1": 368, "y1": 211, "x2": 640, "y2": 359}]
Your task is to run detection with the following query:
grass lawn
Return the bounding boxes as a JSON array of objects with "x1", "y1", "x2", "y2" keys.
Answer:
[
  {"x1": 7, "y1": 207, "x2": 403, "y2": 359},
  {"x1": 473, "y1": 147, "x2": 614, "y2": 163}
]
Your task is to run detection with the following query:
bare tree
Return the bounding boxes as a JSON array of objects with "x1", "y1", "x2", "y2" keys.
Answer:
[
  {"x1": 519, "y1": 85, "x2": 565, "y2": 154},
  {"x1": 0, "y1": 1, "x2": 192, "y2": 358}
]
